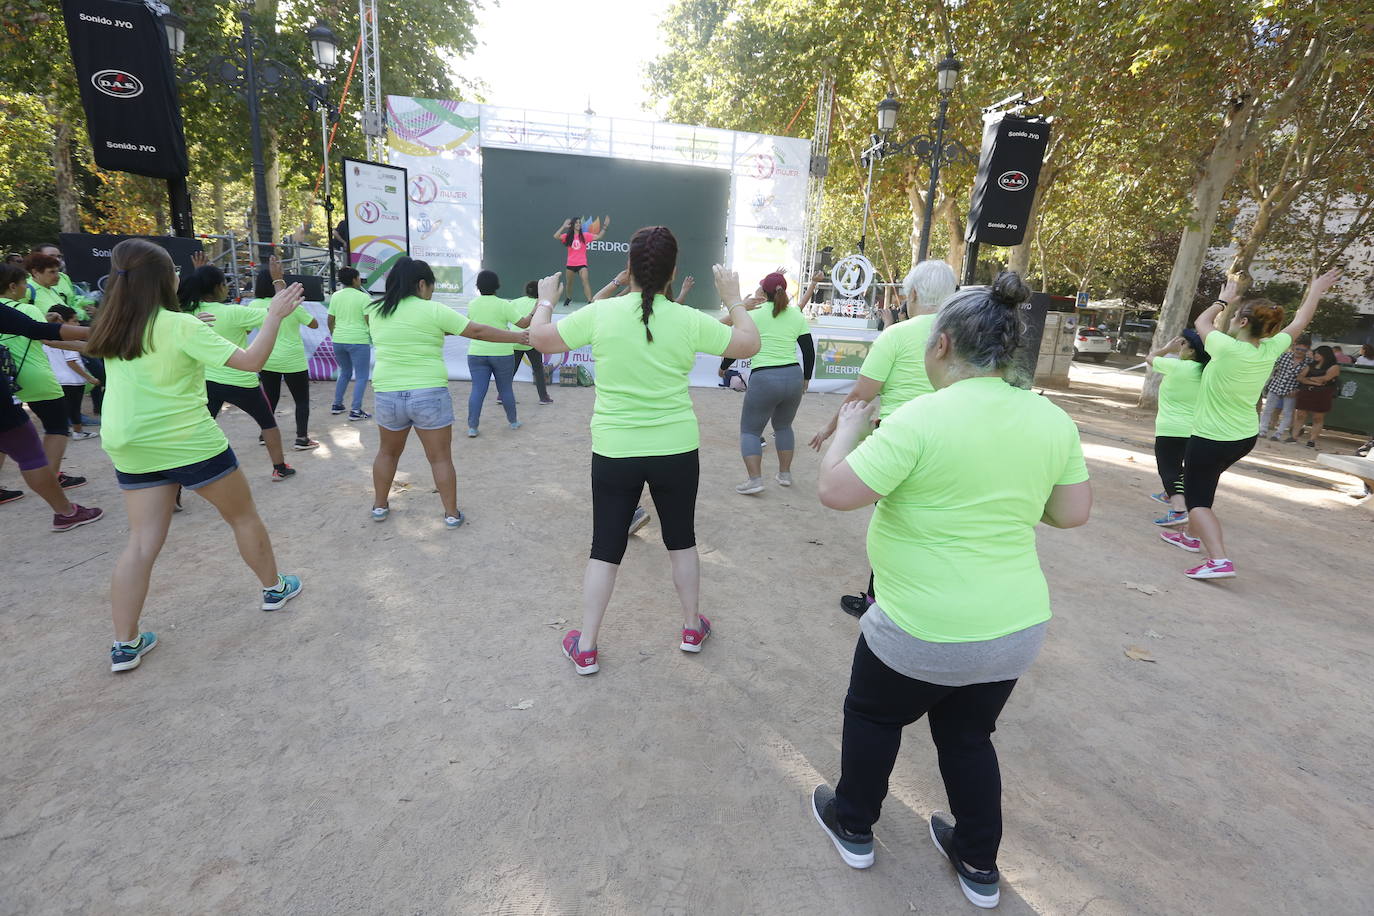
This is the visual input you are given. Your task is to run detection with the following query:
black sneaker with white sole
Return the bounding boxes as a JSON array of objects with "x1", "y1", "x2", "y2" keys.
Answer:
[
  {"x1": 330, "y1": 403, "x2": 346, "y2": 415},
  {"x1": 929, "y1": 811, "x2": 1000, "y2": 908},
  {"x1": 810, "y1": 784, "x2": 874, "y2": 868}
]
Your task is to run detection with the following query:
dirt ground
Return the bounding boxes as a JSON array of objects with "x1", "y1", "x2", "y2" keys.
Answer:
[{"x1": 4, "y1": 367, "x2": 1372, "y2": 915}]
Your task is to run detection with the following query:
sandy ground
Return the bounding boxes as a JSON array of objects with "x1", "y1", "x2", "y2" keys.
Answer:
[{"x1": 3, "y1": 368, "x2": 1373, "y2": 915}]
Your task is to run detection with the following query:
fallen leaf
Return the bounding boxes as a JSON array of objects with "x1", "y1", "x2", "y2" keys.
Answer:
[
  {"x1": 546, "y1": 617, "x2": 568, "y2": 628},
  {"x1": 508, "y1": 699, "x2": 534, "y2": 710},
  {"x1": 1125, "y1": 455, "x2": 1136, "y2": 462},
  {"x1": 1124, "y1": 646, "x2": 1157, "y2": 663},
  {"x1": 1124, "y1": 581, "x2": 1158, "y2": 596}
]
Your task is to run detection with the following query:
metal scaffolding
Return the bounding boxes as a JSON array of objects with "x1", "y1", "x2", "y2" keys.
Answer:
[
  {"x1": 800, "y1": 74, "x2": 835, "y2": 283},
  {"x1": 359, "y1": 0, "x2": 384, "y2": 161}
]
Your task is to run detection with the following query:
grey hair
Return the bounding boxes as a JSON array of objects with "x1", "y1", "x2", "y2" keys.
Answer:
[
  {"x1": 901, "y1": 259, "x2": 958, "y2": 310},
  {"x1": 930, "y1": 271, "x2": 1033, "y2": 383}
]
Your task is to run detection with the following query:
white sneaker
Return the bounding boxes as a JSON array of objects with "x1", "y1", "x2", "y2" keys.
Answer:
[
  {"x1": 735, "y1": 477, "x2": 764, "y2": 495},
  {"x1": 776, "y1": 471, "x2": 792, "y2": 487}
]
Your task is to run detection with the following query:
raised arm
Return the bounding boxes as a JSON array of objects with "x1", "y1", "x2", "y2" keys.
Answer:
[
  {"x1": 1146, "y1": 336, "x2": 1184, "y2": 369},
  {"x1": 1213, "y1": 274, "x2": 1245, "y2": 334},
  {"x1": 594, "y1": 269, "x2": 628, "y2": 301},
  {"x1": 1280, "y1": 268, "x2": 1341, "y2": 342},
  {"x1": 674, "y1": 276, "x2": 695, "y2": 304},
  {"x1": 713, "y1": 265, "x2": 762, "y2": 359},
  {"x1": 529, "y1": 273, "x2": 570, "y2": 353},
  {"x1": 552, "y1": 219, "x2": 571, "y2": 242},
  {"x1": 226, "y1": 283, "x2": 304, "y2": 371}
]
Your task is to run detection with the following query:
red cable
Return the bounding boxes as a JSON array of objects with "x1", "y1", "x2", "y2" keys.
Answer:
[{"x1": 310, "y1": 28, "x2": 364, "y2": 208}]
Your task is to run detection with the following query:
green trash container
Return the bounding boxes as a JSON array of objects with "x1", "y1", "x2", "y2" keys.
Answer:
[{"x1": 1324, "y1": 366, "x2": 1374, "y2": 436}]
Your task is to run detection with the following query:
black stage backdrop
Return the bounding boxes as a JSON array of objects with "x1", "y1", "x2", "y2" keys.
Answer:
[
  {"x1": 480, "y1": 149, "x2": 730, "y2": 309},
  {"x1": 60, "y1": 233, "x2": 203, "y2": 291},
  {"x1": 61, "y1": 0, "x2": 188, "y2": 178}
]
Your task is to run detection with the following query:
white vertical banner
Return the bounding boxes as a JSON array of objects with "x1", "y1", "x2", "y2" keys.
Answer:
[
  {"x1": 729, "y1": 133, "x2": 811, "y2": 291},
  {"x1": 385, "y1": 97, "x2": 481, "y2": 302},
  {"x1": 341, "y1": 157, "x2": 409, "y2": 292}
]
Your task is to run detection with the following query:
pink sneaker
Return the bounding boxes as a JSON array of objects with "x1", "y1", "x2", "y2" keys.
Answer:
[
  {"x1": 681, "y1": 615, "x2": 711, "y2": 653},
  {"x1": 53, "y1": 504, "x2": 103, "y2": 532},
  {"x1": 1186, "y1": 558, "x2": 1236, "y2": 579},
  {"x1": 562, "y1": 630, "x2": 598, "y2": 675},
  {"x1": 1159, "y1": 529, "x2": 1201, "y2": 553}
]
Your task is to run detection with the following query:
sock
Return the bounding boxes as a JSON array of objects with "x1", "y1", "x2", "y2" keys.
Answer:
[
  {"x1": 116, "y1": 636, "x2": 141, "y2": 649},
  {"x1": 265, "y1": 574, "x2": 285, "y2": 592}
]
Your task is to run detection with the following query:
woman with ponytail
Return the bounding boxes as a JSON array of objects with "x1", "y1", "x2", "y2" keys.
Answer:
[
  {"x1": 724, "y1": 270, "x2": 819, "y2": 494},
  {"x1": 811, "y1": 272, "x2": 1091, "y2": 907},
  {"x1": 365, "y1": 257, "x2": 529, "y2": 528},
  {"x1": 87, "y1": 239, "x2": 307, "y2": 672},
  {"x1": 182, "y1": 260, "x2": 296, "y2": 482},
  {"x1": 529, "y1": 225, "x2": 761, "y2": 675},
  {"x1": 553, "y1": 215, "x2": 609, "y2": 306},
  {"x1": 1160, "y1": 268, "x2": 1341, "y2": 579}
]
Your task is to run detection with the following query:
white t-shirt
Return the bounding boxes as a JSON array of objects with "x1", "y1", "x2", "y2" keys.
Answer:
[{"x1": 44, "y1": 345, "x2": 85, "y2": 386}]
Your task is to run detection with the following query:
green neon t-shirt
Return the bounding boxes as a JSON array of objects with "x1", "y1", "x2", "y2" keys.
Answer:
[
  {"x1": 0, "y1": 300, "x2": 63, "y2": 402},
  {"x1": 326, "y1": 287, "x2": 372, "y2": 345},
  {"x1": 846, "y1": 376, "x2": 1089, "y2": 643},
  {"x1": 1151, "y1": 356, "x2": 1203, "y2": 438},
  {"x1": 466, "y1": 294, "x2": 523, "y2": 357},
  {"x1": 367, "y1": 296, "x2": 469, "y2": 392},
  {"x1": 859, "y1": 313, "x2": 937, "y2": 419},
  {"x1": 1192, "y1": 331, "x2": 1291, "y2": 441},
  {"x1": 747, "y1": 304, "x2": 810, "y2": 369},
  {"x1": 201, "y1": 302, "x2": 268, "y2": 387},
  {"x1": 100, "y1": 310, "x2": 239, "y2": 473},
  {"x1": 555, "y1": 293, "x2": 733, "y2": 458},
  {"x1": 508, "y1": 296, "x2": 536, "y2": 351},
  {"x1": 258, "y1": 302, "x2": 313, "y2": 373}
]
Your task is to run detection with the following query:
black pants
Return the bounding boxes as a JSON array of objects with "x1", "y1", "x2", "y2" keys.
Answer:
[
  {"x1": 26, "y1": 396, "x2": 68, "y2": 436},
  {"x1": 835, "y1": 636, "x2": 1017, "y2": 871},
  {"x1": 61, "y1": 384, "x2": 86, "y2": 426},
  {"x1": 82, "y1": 356, "x2": 105, "y2": 414},
  {"x1": 206, "y1": 380, "x2": 278, "y2": 430},
  {"x1": 512, "y1": 350, "x2": 549, "y2": 401},
  {"x1": 1154, "y1": 435, "x2": 1188, "y2": 496},
  {"x1": 259, "y1": 369, "x2": 310, "y2": 439},
  {"x1": 590, "y1": 450, "x2": 698, "y2": 564},
  {"x1": 1183, "y1": 435, "x2": 1256, "y2": 510}
]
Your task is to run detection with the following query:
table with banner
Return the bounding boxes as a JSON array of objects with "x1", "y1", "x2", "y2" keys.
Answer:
[{"x1": 289, "y1": 301, "x2": 876, "y2": 394}]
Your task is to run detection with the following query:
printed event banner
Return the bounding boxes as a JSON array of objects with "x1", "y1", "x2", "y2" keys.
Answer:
[
  {"x1": 341, "y1": 157, "x2": 410, "y2": 291},
  {"x1": 812, "y1": 336, "x2": 875, "y2": 383},
  {"x1": 386, "y1": 98, "x2": 481, "y2": 302}
]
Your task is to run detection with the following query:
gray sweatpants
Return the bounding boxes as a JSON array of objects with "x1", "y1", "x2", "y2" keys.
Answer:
[{"x1": 741, "y1": 364, "x2": 804, "y2": 456}]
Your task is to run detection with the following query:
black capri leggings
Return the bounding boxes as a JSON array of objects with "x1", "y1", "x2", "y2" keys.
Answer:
[
  {"x1": 206, "y1": 380, "x2": 278, "y2": 430},
  {"x1": 1154, "y1": 435, "x2": 1188, "y2": 496},
  {"x1": 26, "y1": 396, "x2": 69, "y2": 436},
  {"x1": 61, "y1": 384, "x2": 86, "y2": 426},
  {"x1": 591, "y1": 450, "x2": 699, "y2": 564},
  {"x1": 259, "y1": 369, "x2": 311, "y2": 439},
  {"x1": 1183, "y1": 435, "x2": 1257, "y2": 510}
]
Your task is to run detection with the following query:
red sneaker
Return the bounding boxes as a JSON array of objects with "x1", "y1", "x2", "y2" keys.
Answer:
[
  {"x1": 1186, "y1": 558, "x2": 1236, "y2": 580},
  {"x1": 53, "y1": 504, "x2": 103, "y2": 531},
  {"x1": 1159, "y1": 529, "x2": 1201, "y2": 553},
  {"x1": 562, "y1": 630, "x2": 599, "y2": 675},
  {"x1": 681, "y1": 615, "x2": 711, "y2": 653}
]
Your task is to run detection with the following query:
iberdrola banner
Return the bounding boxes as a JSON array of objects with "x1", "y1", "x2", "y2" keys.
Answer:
[
  {"x1": 386, "y1": 97, "x2": 481, "y2": 302},
  {"x1": 341, "y1": 157, "x2": 409, "y2": 291}
]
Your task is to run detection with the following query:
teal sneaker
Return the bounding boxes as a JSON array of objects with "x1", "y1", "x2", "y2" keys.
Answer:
[
  {"x1": 110, "y1": 632, "x2": 158, "y2": 672},
  {"x1": 811, "y1": 784, "x2": 874, "y2": 868},
  {"x1": 262, "y1": 574, "x2": 303, "y2": 611},
  {"x1": 444, "y1": 512, "x2": 465, "y2": 529},
  {"x1": 930, "y1": 811, "x2": 1000, "y2": 908}
]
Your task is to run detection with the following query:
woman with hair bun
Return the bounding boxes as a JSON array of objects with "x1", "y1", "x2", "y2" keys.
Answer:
[
  {"x1": 530, "y1": 226, "x2": 761, "y2": 676},
  {"x1": 810, "y1": 271, "x2": 1091, "y2": 909},
  {"x1": 1160, "y1": 269, "x2": 1341, "y2": 578}
]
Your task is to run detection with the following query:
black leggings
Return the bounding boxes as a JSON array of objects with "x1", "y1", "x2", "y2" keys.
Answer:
[
  {"x1": 61, "y1": 384, "x2": 86, "y2": 426},
  {"x1": 83, "y1": 356, "x2": 105, "y2": 414},
  {"x1": 513, "y1": 350, "x2": 549, "y2": 401},
  {"x1": 835, "y1": 636, "x2": 1017, "y2": 871},
  {"x1": 1154, "y1": 435, "x2": 1188, "y2": 496},
  {"x1": 206, "y1": 380, "x2": 278, "y2": 430},
  {"x1": 259, "y1": 369, "x2": 310, "y2": 439},
  {"x1": 1183, "y1": 435, "x2": 1256, "y2": 510},
  {"x1": 26, "y1": 396, "x2": 68, "y2": 436},
  {"x1": 590, "y1": 450, "x2": 698, "y2": 564}
]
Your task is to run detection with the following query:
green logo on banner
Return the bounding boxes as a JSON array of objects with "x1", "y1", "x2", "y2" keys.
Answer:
[
  {"x1": 431, "y1": 265, "x2": 465, "y2": 294},
  {"x1": 814, "y1": 338, "x2": 872, "y2": 380}
]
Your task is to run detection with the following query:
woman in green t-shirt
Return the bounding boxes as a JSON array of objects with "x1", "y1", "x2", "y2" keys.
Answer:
[
  {"x1": 85, "y1": 239, "x2": 308, "y2": 673},
  {"x1": 1144, "y1": 329, "x2": 1209, "y2": 528},
  {"x1": 251, "y1": 262, "x2": 320, "y2": 450},
  {"x1": 366, "y1": 258, "x2": 529, "y2": 528},
  {"x1": 529, "y1": 226, "x2": 762, "y2": 676},
  {"x1": 811, "y1": 272, "x2": 1091, "y2": 907},
  {"x1": 1161, "y1": 269, "x2": 1340, "y2": 580}
]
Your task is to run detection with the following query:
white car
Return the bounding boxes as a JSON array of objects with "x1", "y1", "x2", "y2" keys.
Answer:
[{"x1": 1073, "y1": 327, "x2": 1113, "y2": 363}]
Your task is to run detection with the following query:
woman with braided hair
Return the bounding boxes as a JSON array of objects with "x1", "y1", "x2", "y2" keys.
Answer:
[
  {"x1": 811, "y1": 272, "x2": 1091, "y2": 908},
  {"x1": 529, "y1": 225, "x2": 761, "y2": 675}
]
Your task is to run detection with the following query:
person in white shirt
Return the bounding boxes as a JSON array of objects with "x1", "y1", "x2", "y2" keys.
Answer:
[{"x1": 43, "y1": 305, "x2": 100, "y2": 440}]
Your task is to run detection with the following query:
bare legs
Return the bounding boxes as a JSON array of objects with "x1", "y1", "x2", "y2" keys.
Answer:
[
  {"x1": 743, "y1": 454, "x2": 763, "y2": 478},
  {"x1": 668, "y1": 547, "x2": 702, "y2": 633},
  {"x1": 263, "y1": 428, "x2": 286, "y2": 466},
  {"x1": 777, "y1": 448, "x2": 795, "y2": 474},
  {"x1": 1188, "y1": 507, "x2": 1228, "y2": 560},
  {"x1": 42, "y1": 433, "x2": 68, "y2": 474},
  {"x1": 371, "y1": 424, "x2": 458, "y2": 518},
  {"x1": 109, "y1": 469, "x2": 278, "y2": 642},
  {"x1": 23, "y1": 464, "x2": 75, "y2": 514},
  {"x1": 580, "y1": 271, "x2": 594, "y2": 302},
  {"x1": 578, "y1": 547, "x2": 702, "y2": 651}
]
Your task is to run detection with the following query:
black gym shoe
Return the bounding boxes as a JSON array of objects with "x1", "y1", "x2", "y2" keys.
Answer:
[
  {"x1": 0, "y1": 488, "x2": 24, "y2": 505},
  {"x1": 810, "y1": 784, "x2": 874, "y2": 868},
  {"x1": 929, "y1": 811, "x2": 1000, "y2": 909},
  {"x1": 330, "y1": 403, "x2": 346, "y2": 415},
  {"x1": 840, "y1": 594, "x2": 870, "y2": 618}
]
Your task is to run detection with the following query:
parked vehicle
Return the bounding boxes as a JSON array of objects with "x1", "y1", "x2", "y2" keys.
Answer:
[
  {"x1": 1116, "y1": 319, "x2": 1157, "y2": 355},
  {"x1": 1073, "y1": 327, "x2": 1113, "y2": 363}
]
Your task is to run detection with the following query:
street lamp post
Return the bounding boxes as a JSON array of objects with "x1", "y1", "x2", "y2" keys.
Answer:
[
  {"x1": 307, "y1": 77, "x2": 339, "y2": 293},
  {"x1": 917, "y1": 55, "x2": 963, "y2": 262},
  {"x1": 160, "y1": 9, "x2": 339, "y2": 265}
]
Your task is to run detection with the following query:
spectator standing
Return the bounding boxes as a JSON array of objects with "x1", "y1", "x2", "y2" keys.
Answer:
[{"x1": 1259, "y1": 338, "x2": 1308, "y2": 442}]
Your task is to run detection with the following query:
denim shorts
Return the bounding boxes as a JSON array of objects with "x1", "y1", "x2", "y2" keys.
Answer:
[
  {"x1": 115, "y1": 447, "x2": 239, "y2": 491},
  {"x1": 374, "y1": 387, "x2": 454, "y2": 431}
]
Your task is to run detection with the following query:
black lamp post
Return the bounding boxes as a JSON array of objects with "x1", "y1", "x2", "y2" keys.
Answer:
[
  {"x1": 858, "y1": 54, "x2": 976, "y2": 262},
  {"x1": 305, "y1": 24, "x2": 341, "y2": 293},
  {"x1": 161, "y1": 8, "x2": 339, "y2": 265}
]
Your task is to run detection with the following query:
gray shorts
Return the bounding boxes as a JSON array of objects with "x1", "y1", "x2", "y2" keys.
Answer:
[{"x1": 374, "y1": 387, "x2": 454, "y2": 431}]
